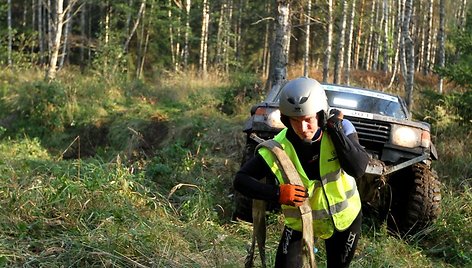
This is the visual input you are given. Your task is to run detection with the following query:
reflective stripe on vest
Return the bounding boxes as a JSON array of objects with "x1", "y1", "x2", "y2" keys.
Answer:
[{"x1": 258, "y1": 128, "x2": 362, "y2": 239}]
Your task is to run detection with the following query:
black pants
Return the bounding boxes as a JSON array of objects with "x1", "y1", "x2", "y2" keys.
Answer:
[{"x1": 275, "y1": 212, "x2": 362, "y2": 268}]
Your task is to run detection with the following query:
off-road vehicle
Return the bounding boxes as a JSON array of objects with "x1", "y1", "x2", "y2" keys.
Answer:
[{"x1": 234, "y1": 81, "x2": 441, "y2": 234}]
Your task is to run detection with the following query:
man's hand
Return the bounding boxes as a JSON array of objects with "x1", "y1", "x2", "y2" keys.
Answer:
[
  {"x1": 327, "y1": 109, "x2": 344, "y2": 130},
  {"x1": 279, "y1": 184, "x2": 308, "y2": 207}
]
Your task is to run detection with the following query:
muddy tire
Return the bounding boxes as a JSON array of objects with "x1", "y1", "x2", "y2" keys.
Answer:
[{"x1": 389, "y1": 163, "x2": 441, "y2": 234}]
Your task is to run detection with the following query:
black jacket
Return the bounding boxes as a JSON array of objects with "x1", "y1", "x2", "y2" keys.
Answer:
[{"x1": 233, "y1": 121, "x2": 370, "y2": 201}]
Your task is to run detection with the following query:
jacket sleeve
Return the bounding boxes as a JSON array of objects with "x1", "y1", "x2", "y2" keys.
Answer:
[
  {"x1": 233, "y1": 153, "x2": 280, "y2": 201},
  {"x1": 326, "y1": 119, "x2": 370, "y2": 178}
]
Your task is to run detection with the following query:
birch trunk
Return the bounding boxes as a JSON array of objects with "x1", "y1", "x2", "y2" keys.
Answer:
[
  {"x1": 38, "y1": 0, "x2": 44, "y2": 65},
  {"x1": 372, "y1": 0, "x2": 381, "y2": 70},
  {"x1": 262, "y1": 1, "x2": 271, "y2": 78},
  {"x1": 437, "y1": 0, "x2": 446, "y2": 93},
  {"x1": 422, "y1": 0, "x2": 433, "y2": 75},
  {"x1": 344, "y1": 0, "x2": 356, "y2": 85},
  {"x1": 403, "y1": 0, "x2": 414, "y2": 110},
  {"x1": 138, "y1": 0, "x2": 154, "y2": 79},
  {"x1": 7, "y1": 0, "x2": 12, "y2": 67},
  {"x1": 322, "y1": 0, "x2": 333, "y2": 82},
  {"x1": 333, "y1": 0, "x2": 348, "y2": 84},
  {"x1": 388, "y1": 0, "x2": 403, "y2": 89},
  {"x1": 123, "y1": 0, "x2": 146, "y2": 53},
  {"x1": 265, "y1": 0, "x2": 291, "y2": 91},
  {"x1": 363, "y1": 0, "x2": 376, "y2": 70},
  {"x1": 168, "y1": 0, "x2": 178, "y2": 71},
  {"x1": 199, "y1": 0, "x2": 210, "y2": 77},
  {"x1": 183, "y1": 0, "x2": 191, "y2": 69},
  {"x1": 59, "y1": 1, "x2": 75, "y2": 70},
  {"x1": 399, "y1": 0, "x2": 407, "y2": 84},
  {"x1": 382, "y1": 0, "x2": 389, "y2": 72},
  {"x1": 80, "y1": 5, "x2": 85, "y2": 71},
  {"x1": 353, "y1": 0, "x2": 365, "y2": 69},
  {"x1": 46, "y1": 0, "x2": 66, "y2": 80},
  {"x1": 303, "y1": 0, "x2": 312, "y2": 77}
]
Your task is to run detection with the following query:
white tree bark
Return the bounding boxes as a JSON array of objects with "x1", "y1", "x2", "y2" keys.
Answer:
[
  {"x1": 437, "y1": 0, "x2": 446, "y2": 93},
  {"x1": 403, "y1": 0, "x2": 414, "y2": 110},
  {"x1": 333, "y1": 0, "x2": 348, "y2": 84},
  {"x1": 322, "y1": 0, "x2": 333, "y2": 82},
  {"x1": 38, "y1": 0, "x2": 44, "y2": 65},
  {"x1": 353, "y1": 0, "x2": 365, "y2": 70},
  {"x1": 7, "y1": 0, "x2": 12, "y2": 67},
  {"x1": 382, "y1": 0, "x2": 389, "y2": 72},
  {"x1": 46, "y1": 0, "x2": 66, "y2": 80},
  {"x1": 123, "y1": 0, "x2": 146, "y2": 53},
  {"x1": 344, "y1": 0, "x2": 356, "y2": 85},
  {"x1": 372, "y1": 0, "x2": 381, "y2": 70},
  {"x1": 59, "y1": 1, "x2": 75, "y2": 70},
  {"x1": 422, "y1": 0, "x2": 433, "y2": 75},
  {"x1": 363, "y1": 0, "x2": 376, "y2": 70},
  {"x1": 265, "y1": 0, "x2": 290, "y2": 92},
  {"x1": 388, "y1": 0, "x2": 403, "y2": 89},
  {"x1": 199, "y1": 0, "x2": 210, "y2": 77},
  {"x1": 183, "y1": 0, "x2": 191, "y2": 69},
  {"x1": 303, "y1": 0, "x2": 312, "y2": 77}
]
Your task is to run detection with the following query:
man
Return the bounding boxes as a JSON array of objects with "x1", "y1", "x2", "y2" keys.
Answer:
[{"x1": 233, "y1": 77, "x2": 369, "y2": 267}]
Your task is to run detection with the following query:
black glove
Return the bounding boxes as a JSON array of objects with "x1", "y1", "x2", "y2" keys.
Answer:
[{"x1": 327, "y1": 109, "x2": 343, "y2": 131}]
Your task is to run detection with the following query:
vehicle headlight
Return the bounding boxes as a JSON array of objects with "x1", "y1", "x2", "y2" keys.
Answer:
[{"x1": 390, "y1": 125, "x2": 422, "y2": 148}]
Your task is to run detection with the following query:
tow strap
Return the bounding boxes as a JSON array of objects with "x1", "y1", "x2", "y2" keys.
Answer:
[{"x1": 245, "y1": 136, "x2": 317, "y2": 268}]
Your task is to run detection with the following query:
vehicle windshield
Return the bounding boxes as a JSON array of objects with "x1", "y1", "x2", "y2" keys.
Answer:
[{"x1": 323, "y1": 85, "x2": 407, "y2": 119}]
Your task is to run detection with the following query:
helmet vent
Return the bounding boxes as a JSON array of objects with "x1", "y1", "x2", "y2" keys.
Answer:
[
  {"x1": 299, "y1": 96, "x2": 308, "y2": 104},
  {"x1": 287, "y1": 97, "x2": 295, "y2": 104}
]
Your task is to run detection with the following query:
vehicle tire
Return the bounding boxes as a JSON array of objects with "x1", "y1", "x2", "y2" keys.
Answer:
[{"x1": 388, "y1": 163, "x2": 441, "y2": 235}]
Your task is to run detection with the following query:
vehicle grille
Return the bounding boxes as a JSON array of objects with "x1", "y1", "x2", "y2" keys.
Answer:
[{"x1": 346, "y1": 117, "x2": 391, "y2": 153}]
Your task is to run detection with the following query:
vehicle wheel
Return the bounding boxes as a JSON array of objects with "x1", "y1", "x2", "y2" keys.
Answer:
[{"x1": 388, "y1": 163, "x2": 441, "y2": 235}]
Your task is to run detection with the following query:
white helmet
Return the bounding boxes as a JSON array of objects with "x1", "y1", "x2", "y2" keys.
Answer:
[{"x1": 279, "y1": 77, "x2": 328, "y2": 117}]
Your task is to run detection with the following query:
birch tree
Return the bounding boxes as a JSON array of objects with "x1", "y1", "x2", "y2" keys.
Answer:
[
  {"x1": 422, "y1": 0, "x2": 433, "y2": 75},
  {"x1": 38, "y1": 0, "x2": 45, "y2": 65},
  {"x1": 265, "y1": 0, "x2": 291, "y2": 92},
  {"x1": 382, "y1": 0, "x2": 389, "y2": 72},
  {"x1": 123, "y1": 0, "x2": 146, "y2": 53},
  {"x1": 388, "y1": 0, "x2": 403, "y2": 89},
  {"x1": 322, "y1": 0, "x2": 333, "y2": 82},
  {"x1": 437, "y1": 0, "x2": 446, "y2": 93},
  {"x1": 333, "y1": 0, "x2": 348, "y2": 84},
  {"x1": 199, "y1": 0, "x2": 210, "y2": 77},
  {"x1": 344, "y1": 0, "x2": 356, "y2": 85},
  {"x1": 7, "y1": 0, "x2": 12, "y2": 67},
  {"x1": 372, "y1": 0, "x2": 381, "y2": 70},
  {"x1": 59, "y1": 1, "x2": 75, "y2": 70},
  {"x1": 46, "y1": 0, "x2": 66, "y2": 80},
  {"x1": 403, "y1": 0, "x2": 415, "y2": 110},
  {"x1": 353, "y1": 0, "x2": 365, "y2": 69},
  {"x1": 303, "y1": 0, "x2": 312, "y2": 77},
  {"x1": 183, "y1": 0, "x2": 191, "y2": 69}
]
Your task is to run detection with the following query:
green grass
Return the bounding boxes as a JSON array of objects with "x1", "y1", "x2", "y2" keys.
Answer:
[{"x1": 0, "y1": 68, "x2": 470, "y2": 267}]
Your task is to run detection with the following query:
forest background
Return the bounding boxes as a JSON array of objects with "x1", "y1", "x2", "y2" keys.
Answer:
[{"x1": 0, "y1": 0, "x2": 471, "y2": 267}]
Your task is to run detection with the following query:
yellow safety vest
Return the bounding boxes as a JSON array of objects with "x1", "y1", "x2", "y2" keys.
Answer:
[{"x1": 258, "y1": 128, "x2": 362, "y2": 239}]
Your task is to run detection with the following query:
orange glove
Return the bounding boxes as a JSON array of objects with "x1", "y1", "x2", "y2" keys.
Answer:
[{"x1": 279, "y1": 184, "x2": 308, "y2": 207}]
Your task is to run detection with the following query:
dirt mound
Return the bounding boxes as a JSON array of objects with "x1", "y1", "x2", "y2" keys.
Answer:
[{"x1": 62, "y1": 117, "x2": 169, "y2": 160}]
